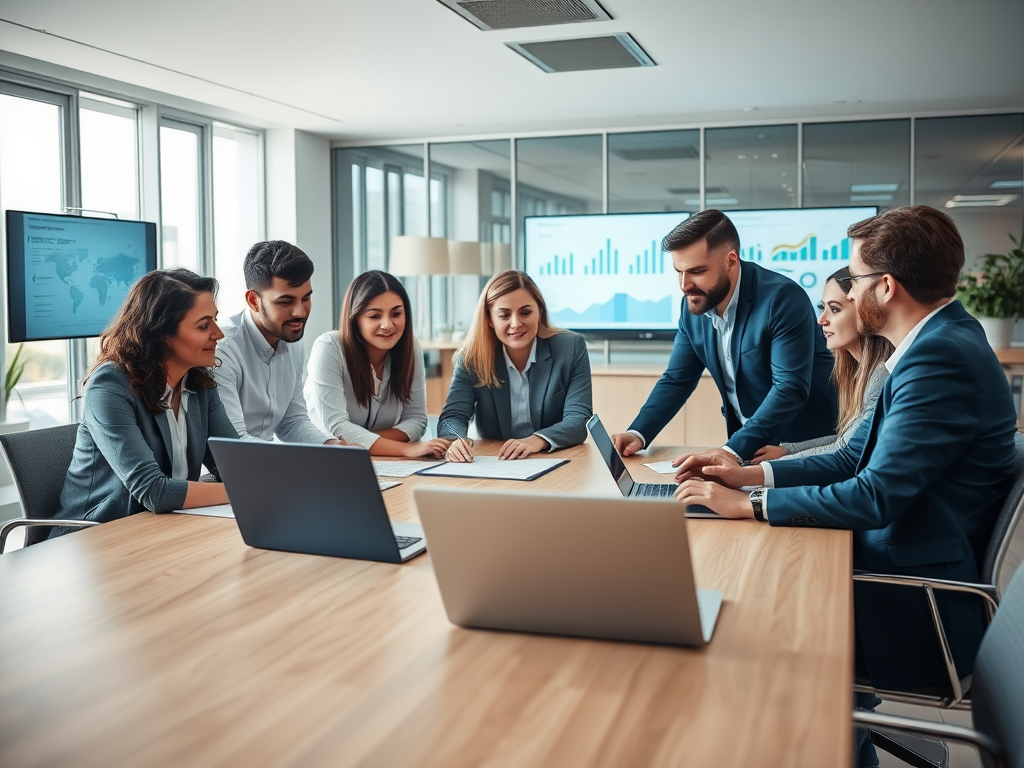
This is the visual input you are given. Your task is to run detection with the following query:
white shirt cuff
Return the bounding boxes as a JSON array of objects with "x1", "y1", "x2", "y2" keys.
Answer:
[
  {"x1": 534, "y1": 433, "x2": 555, "y2": 451},
  {"x1": 721, "y1": 444, "x2": 742, "y2": 462},
  {"x1": 626, "y1": 429, "x2": 646, "y2": 449},
  {"x1": 761, "y1": 461, "x2": 776, "y2": 488}
]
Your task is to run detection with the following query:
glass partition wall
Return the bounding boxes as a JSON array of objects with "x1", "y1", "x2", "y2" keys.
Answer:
[{"x1": 335, "y1": 113, "x2": 1024, "y2": 344}]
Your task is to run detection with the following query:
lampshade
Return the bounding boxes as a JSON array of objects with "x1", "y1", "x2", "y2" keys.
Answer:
[
  {"x1": 481, "y1": 242, "x2": 513, "y2": 275},
  {"x1": 448, "y1": 241, "x2": 482, "y2": 275},
  {"x1": 389, "y1": 236, "x2": 450, "y2": 276}
]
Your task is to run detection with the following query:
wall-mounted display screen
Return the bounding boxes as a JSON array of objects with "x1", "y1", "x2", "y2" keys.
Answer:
[
  {"x1": 6, "y1": 210, "x2": 158, "y2": 342},
  {"x1": 525, "y1": 206, "x2": 878, "y2": 337}
]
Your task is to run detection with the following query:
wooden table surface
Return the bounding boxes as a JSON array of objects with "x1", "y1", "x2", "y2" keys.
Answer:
[{"x1": 0, "y1": 440, "x2": 852, "y2": 768}]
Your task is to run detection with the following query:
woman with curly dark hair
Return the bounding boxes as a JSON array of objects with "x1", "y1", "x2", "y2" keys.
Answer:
[{"x1": 50, "y1": 268, "x2": 239, "y2": 538}]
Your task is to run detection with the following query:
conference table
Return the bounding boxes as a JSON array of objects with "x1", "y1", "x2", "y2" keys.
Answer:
[{"x1": 0, "y1": 440, "x2": 852, "y2": 767}]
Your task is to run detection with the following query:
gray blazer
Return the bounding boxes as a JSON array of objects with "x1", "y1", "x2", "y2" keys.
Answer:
[
  {"x1": 438, "y1": 332, "x2": 593, "y2": 450},
  {"x1": 52, "y1": 362, "x2": 238, "y2": 536}
]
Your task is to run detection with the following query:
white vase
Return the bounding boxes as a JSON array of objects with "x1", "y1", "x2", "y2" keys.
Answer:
[{"x1": 978, "y1": 317, "x2": 1015, "y2": 349}]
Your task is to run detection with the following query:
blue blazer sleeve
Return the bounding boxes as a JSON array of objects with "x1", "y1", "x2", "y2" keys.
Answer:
[
  {"x1": 437, "y1": 357, "x2": 477, "y2": 440},
  {"x1": 533, "y1": 332, "x2": 593, "y2": 449},
  {"x1": 725, "y1": 282, "x2": 822, "y2": 459},
  {"x1": 627, "y1": 319, "x2": 705, "y2": 443},
  {"x1": 80, "y1": 364, "x2": 190, "y2": 513}
]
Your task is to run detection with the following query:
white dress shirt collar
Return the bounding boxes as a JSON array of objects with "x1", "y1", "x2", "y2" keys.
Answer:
[
  {"x1": 502, "y1": 338, "x2": 537, "y2": 375},
  {"x1": 242, "y1": 308, "x2": 289, "y2": 363},
  {"x1": 885, "y1": 299, "x2": 954, "y2": 373},
  {"x1": 704, "y1": 268, "x2": 742, "y2": 332}
]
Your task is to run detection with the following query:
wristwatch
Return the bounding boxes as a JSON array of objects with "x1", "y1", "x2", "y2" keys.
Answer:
[{"x1": 749, "y1": 488, "x2": 766, "y2": 522}]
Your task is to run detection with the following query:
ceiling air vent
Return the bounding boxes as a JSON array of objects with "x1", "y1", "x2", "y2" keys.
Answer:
[
  {"x1": 436, "y1": 0, "x2": 612, "y2": 31},
  {"x1": 508, "y1": 34, "x2": 655, "y2": 73}
]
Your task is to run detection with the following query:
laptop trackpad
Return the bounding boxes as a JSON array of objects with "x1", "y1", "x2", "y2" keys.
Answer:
[{"x1": 697, "y1": 588, "x2": 723, "y2": 643}]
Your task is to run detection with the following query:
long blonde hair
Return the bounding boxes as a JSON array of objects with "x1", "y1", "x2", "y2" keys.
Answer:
[
  {"x1": 455, "y1": 270, "x2": 562, "y2": 388},
  {"x1": 825, "y1": 267, "x2": 895, "y2": 433}
]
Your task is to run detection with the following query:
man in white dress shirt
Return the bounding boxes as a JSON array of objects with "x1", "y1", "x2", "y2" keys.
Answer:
[{"x1": 214, "y1": 240, "x2": 338, "y2": 445}]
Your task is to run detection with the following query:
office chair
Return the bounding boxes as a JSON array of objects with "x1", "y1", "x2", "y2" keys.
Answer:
[
  {"x1": 855, "y1": 562, "x2": 1024, "y2": 768},
  {"x1": 0, "y1": 423, "x2": 97, "y2": 552},
  {"x1": 852, "y1": 431, "x2": 1024, "y2": 767}
]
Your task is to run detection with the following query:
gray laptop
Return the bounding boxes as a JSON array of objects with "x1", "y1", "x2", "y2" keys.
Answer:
[
  {"x1": 208, "y1": 438, "x2": 426, "y2": 563},
  {"x1": 586, "y1": 414, "x2": 720, "y2": 518},
  {"x1": 413, "y1": 487, "x2": 723, "y2": 647}
]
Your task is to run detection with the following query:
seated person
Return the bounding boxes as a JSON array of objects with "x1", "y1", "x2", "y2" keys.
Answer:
[
  {"x1": 672, "y1": 207, "x2": 1019, "y2": 768},
  {"x1": 304, "y1": 270, "x2": 449, "y2": 458},
  {"x1": 214, "y1": 240, "x2": 337, "y2": 445},
  {"x1": 51, "y1": 269, "x2": 239, "y2": 537},
  {"x1": 439, "y1": 270, "x2": 593, "y2": 462},
  {"x1": 752, "y1": 267, "x2": 893, "y2": 463}
]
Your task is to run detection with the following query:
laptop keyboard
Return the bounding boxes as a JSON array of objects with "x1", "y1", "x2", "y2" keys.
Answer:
[
  {"x1": 395, "y1": 535, "x2": 423, "y2": 549},
  {"x1": 636, "y1": 483, "x2": 676, "y2": 498}
]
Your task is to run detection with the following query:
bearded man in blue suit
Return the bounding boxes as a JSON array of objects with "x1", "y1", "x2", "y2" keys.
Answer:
[
  {"x1": 611, "y1": 209, "x2": 839, "y2": 464},
  {"x1": 674, "y1": 206, "x2": 1019, "y2": 767}
]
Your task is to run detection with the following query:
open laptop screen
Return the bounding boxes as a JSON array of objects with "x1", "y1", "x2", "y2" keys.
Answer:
[{"x1": 586, "y1": 415, "x2": 636, "y2": 496}]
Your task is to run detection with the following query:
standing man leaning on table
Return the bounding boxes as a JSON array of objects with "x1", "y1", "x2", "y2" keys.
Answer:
[
  {"x1": 611, "y1": 209, "x2": 838, "y2": 464},
  {"x1": 674, "y1": 206, "x2": 1019, "y2": 767},
  {"x1": 214, "y1": 240, "x2": 340, "y2": 446}
]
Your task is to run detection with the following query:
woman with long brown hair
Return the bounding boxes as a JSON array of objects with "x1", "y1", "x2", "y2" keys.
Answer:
[
  {"x1": 304, "y1": 270, "x2": 449, "y2": 458},
  {"x1": 439, "y1": 270, "x2": 593, "y2": 462},
  {"x1": 752, "y1": 266, "x2": 893, "y2": 462},
  {"x1": 50, "y1": 269, "x2": 238, "y2": 538}
]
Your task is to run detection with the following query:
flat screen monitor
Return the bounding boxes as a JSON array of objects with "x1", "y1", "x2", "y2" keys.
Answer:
[
  {"x1": 524, "y1": 206, "x2": 879, "y2": 337},
  {"x1": 6, "y1": 210, "x2": 158, "y2": 342}
]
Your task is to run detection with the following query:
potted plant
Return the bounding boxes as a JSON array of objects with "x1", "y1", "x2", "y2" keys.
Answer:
[
  {"x1": 957, "y1": 234, "x2": 1024, "y2": 349},
  {"x1": 1, "y1": 344, "x2": 31, "y2": 487}
]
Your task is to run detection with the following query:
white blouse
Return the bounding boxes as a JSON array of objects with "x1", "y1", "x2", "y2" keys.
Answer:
[{"x1": 304, "y1": 332, "x2": 428, "y2": 448}]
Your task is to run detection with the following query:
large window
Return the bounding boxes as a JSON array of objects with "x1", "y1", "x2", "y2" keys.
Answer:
[
  {"x1": 80, "y1": 97, "x2": 139, "y2": 220},
  {"x1": 159, "y1": 120, "x2": 203, "y2": 273},
  {"x1": 0, "y1": 88, "x2": 71, "y2": 426},
  {"x1": 213, "y1": 124, "x2": 262, "y2": 317},
  {"x1": 705, "y1": 125, "x2": 798, "y2": 210},
  {"x1": 803, "y1": 120, "x2": 910, "y2": 211}
]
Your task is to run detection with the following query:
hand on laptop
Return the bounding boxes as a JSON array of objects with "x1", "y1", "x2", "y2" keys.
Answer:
[
  {"x1": 751, "y1": 445, "x2": 787, "y2": 463},
  {"x1": 672, "y1": 449, "x2": 740, "y2": 482},
  {"x1": 700, "y1": 459, "x2": 765, "y2": 489},
  {"x1": 675, "y1": 479, "x2": 754, "y2": 519},
  {"x1": 403, "y1": 439, "x2": 451, "y2": 459},
  {"x1": 611, "y1": 432, "x2": 644, "y2": 456}
]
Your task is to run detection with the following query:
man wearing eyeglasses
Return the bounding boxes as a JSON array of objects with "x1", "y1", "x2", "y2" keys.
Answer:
[
  {"x1": 610, "y1": 209, "x2": 839, "y2": 465},
  {"x1": 675, "y1": 207, "x2": 1018, "y2": 764}
]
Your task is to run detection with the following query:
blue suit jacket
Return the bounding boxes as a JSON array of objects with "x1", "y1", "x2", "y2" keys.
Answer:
[
  {"x1": 52, "y1": 363, "x2": 239, "y2": 535},
  {"x1": 438, "y1": 332, "x2": 593, "y2": 449},
  {"x1": 629, "y1": 261, "x2": 838, "y2": 459},
  {"x1": 769, "y1": 301, "x2": 1018, "y2": 688}
]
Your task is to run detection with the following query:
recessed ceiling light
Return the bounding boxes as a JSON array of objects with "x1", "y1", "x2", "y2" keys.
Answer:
[
  {"x1": 707, "y1": 197, "x2": 739, "y2": 205},
  {"x1": 851, "y1": 194, "x2": 894, "y2": 202},
  {"x1": 851, "y1": 183, "x2": 899, "y2": 193},
  {"x1": 743, "y1": 107, "x2": 758, "y2": 112},
  {"x1": 737, "y1": 154, "x2": 746, "y2": 159},
  {"x1": 990, "y1": 180, "x2": 1024, "y2": 189},
  {"x1": 753, "y1": 155, "x2": 759, "y2": 159},
  {"x1": 781, "y1": 172, "x2": 787, "y2": 177},
  {"x1": 945, "y1": 194, "x2": 1018, "y2": 208},
  {"x1": 771, "y1": 153, "x2": 778, "y2": 158},
  {"x1": 756, "y1": 134, "x2": 768, "y2": 139}
]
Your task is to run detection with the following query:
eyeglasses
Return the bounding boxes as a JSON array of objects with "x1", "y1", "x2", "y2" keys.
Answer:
[{"x1": 834, "y1": 271, "x2": 887, "y2": 291}]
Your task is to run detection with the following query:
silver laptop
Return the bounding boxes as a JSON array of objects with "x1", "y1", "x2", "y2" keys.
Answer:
[
  {"x1": 413, "y1": 487, "x2": 723, "y2": 646},
  {"x1": 208, "y1": 438, "x2": 426, "y2": 563},
  {"x1": 586, "y1": 414, "x2": 720, "y2": 518}
]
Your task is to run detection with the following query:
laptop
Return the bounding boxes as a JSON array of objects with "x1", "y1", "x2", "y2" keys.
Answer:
[
  {"x1": 208, "y1": 438, "x2": 426, "y2": 563},
  {"x1": 586, "y1": 414, "x2": 720, "y2": 518},
  {"x1": 413, "y1": 487, "x2": 723, "y2": 647}
]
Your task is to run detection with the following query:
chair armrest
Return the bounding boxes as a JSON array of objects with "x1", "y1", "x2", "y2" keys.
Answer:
[
  {"x1": 0, "y1": 518, "x2": 99, "y2": 553},
  {"x1": 853, "y1": 710, "x2": 1004, "y2": 768},
  {"x1": 852, "y1": 570, "x2": 999, "y2": 707}
]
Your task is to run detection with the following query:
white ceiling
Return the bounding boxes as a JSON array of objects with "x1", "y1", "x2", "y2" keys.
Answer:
[{"x1": 1, "y1": 0, "x2": 1022, "y2": 143}]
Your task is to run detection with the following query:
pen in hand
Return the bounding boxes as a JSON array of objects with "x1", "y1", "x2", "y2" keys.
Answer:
[{"x1": 448, "y1": 436, "x2": 474, "y2": 463}]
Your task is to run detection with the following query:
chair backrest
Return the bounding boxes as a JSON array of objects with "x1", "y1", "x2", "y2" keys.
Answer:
[
  {"x1": 0, "y1": 423, "x2": 80, "y2": 547},
  {"x1": 981, "y1": 431, "x2": 1024, "y2": 588},
  {"x1": 972, "y1": 563, "x2": 1024, "y2": 768}
]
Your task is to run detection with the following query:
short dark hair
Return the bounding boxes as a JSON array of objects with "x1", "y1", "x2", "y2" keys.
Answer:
[
  {"x1": 243, "y1": 240, "x2": 314, "y2": 292},
  {"x1": 847, "y1": 206, "x2": 964, "y2": 303},
  {"x1": 662, "y1": 209, "x2": 741, "y2": 255}
]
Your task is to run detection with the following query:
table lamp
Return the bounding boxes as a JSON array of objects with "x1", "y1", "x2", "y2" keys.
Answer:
[
  {"x1": 389, "y1": 236, "x2": 450, "y2": 341},
  {"x1": 447, "y1": 241, "x2": 482, "y2": 341}
]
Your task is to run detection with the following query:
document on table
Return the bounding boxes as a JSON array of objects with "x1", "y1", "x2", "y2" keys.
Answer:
[
  {"x1": 642, "y1": 460, "x2": 678, "y2": 474},
  {"x1": 378, "y1": 480, "x2": 401, "y2": 491},
  {"x1": 172, "y1": 504, "x2": 235, "y2": 518},
  {"x1": 417, "y1": 455, "x2": 569, "y2": 481},
  {"x1": 372, "y1": 459, "x2": 444, "y2": 477}
]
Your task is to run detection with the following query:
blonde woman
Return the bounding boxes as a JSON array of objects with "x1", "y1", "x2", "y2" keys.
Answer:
[
  {"x1": 439, "y1": 270, "x2": 593, "y2": 462},
  {"x1": 752, "y1": 267, "x2": 894, "y2": 463}
]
